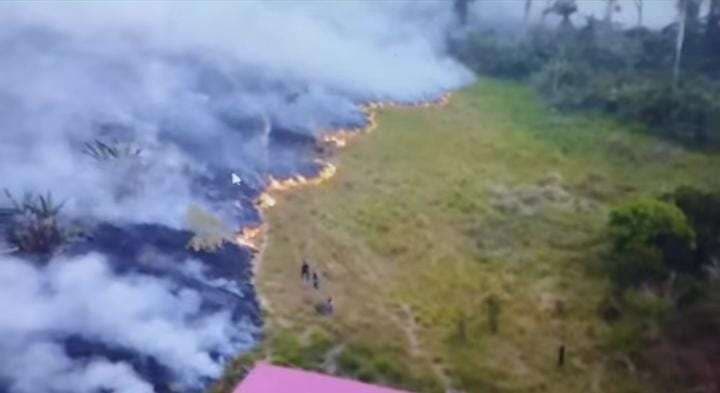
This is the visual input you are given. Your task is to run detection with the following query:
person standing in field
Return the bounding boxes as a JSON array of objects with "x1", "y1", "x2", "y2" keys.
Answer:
[
  {"x1": 326, "y1": 297, "x2": 334, "y2": 315},
  {"x1": 301, "y1": 259, "x2": 310, "y2": 282},
  {"x1": 312, "y1": 271, "x2": 320, "y2": 290}
]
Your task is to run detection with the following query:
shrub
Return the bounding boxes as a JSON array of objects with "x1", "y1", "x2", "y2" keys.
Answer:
[
  {"x1": 614, "y1": 79, "x2": 720, "y2": 145},
  {"x1": 607, "y1": 199, "x2": 695, "y2": 289},
  {"x1": 81, "y1": 139, "x2": 142, "y2": 161},
  {"x1": 452, "y1": 33, "x2": 543, "y2": 80},
  {"x1": 607, "y1": 243, "x2": 668, "y2": 290},
  {"x1": 3, "y1": 190, "x2": 66, "y2": 254},
  {"x1": 671, "y1": 186, "x2": 720, "y2": 273},
  {"x1": 609, "y1": 199, "x2": 694, "y2": 253}
]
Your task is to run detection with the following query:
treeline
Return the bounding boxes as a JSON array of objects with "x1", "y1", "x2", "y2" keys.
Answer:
[{"x1": 451, "y1": 0, "x2": 720, "y2": 147}]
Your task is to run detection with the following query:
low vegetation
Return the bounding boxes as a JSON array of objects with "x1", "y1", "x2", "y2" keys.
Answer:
[
  {"x1": 81, "y1": 139, "x2": 142, "y2": 161},
  {"x1": 217, "y1": 80, "x2": 720, "y2": 393},
  {"x1": 2, "y1": 189, "x2": 66, "y2": 255}
]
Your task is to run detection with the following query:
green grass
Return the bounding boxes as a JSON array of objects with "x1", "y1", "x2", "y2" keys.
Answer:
[{"x1": 221, "y1": 79, "x2": 720, "y2": 393}]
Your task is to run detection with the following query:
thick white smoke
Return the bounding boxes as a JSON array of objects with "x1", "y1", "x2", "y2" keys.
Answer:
[
  {"x1": 0, "y1": 1, "x2": 473, "y2": 228},
  {"x1": 0, "y1": 2, "x2": 472, "y2": 392},
  {"x1": 0, "y1": 253, "x2": 257, "y2": 393}
]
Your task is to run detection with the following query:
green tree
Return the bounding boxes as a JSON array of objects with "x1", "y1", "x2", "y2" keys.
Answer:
[
  {"x1": 609, "y1": 198, "x2": 694, "y2": 253},
  {"x1": 608, "y1": 199, "x2": 695, "y2": 288}
]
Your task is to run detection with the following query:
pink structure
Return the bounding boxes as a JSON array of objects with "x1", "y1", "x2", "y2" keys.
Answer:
[{"x1": 234, "y1": 363, "x2": 414, "y2": 393}]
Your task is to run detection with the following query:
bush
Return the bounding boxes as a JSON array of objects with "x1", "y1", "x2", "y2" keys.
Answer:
[
  {"x1": 607, "y1": 243, "x2": 668, "y2": 290},
  {"x1": 614, "y1": 79, "x2": 720, "y2": 145},
  {"x1": 609, "y1": 199, "x2": 694, "y2": 253},
  {"x1": 670, "y1": 187, "x2": 720, "y2": 273},
  {"x1": 607, "y1": 199, "x2": 695, "y2": 289},
  {"x1": 81, "y1": 139, "x2": 142, "y2": 161},
  {"x1": 451, "y1": 33, "x2": 543, "y2": 80},
  {"x1": 3, "y1": 190, "x2": 66, "y2": 254}
]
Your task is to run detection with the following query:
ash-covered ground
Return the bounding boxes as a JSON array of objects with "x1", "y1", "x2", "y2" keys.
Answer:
[{"x1": 0, "y1": 2, "x2": 472, "y2": 392}]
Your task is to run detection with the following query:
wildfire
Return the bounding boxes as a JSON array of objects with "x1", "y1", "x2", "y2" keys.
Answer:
[
  {"x1": 256, "y1": 192, "x2": 277, "y2": 209},
  {"x1": 364, "y1": 92, "x2": 451, "y2": 111},
  {"x1": 235, "y1": 225, "x2": 263, "y2": 251},
  {"x1": 267, "y1": 163, "x2": 337, "y2": 193},
  {"x1": 319, "y1": 94, "x2": 450, "y2": 150},
  {"x1": 239, "y1": 92, "x2": 451, "y2": 251},
  {"x1": 254, "y1": 162, "x2": 338, "y2": 211},
  {"x1": 322, "y1": 131, "x2": 351, "y2": 148}
]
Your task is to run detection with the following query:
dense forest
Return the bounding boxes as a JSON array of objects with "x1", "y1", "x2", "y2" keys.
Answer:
[
  {"x1": 453, "y1": 0, "x2": 720, "y2": 147},
  {"x1": 453, "y1": 1, "x2": 720, "y2": 391}
]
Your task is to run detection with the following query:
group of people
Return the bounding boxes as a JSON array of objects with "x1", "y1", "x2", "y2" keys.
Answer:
[
  {"x1": 300, "y1": 259, "x2": 321, "y2": 289},
  {"x1": 301, "y1": 259, "x2": 334, "y2": 315}
]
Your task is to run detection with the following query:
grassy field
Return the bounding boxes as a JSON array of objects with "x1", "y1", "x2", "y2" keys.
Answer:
[{"x1": 216, "y1": 79, "x2": 720, "y2": 393}]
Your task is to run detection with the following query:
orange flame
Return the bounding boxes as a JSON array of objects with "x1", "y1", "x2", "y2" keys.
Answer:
[
  {"x1": 318, "y1": 93, "x2": 449, "y2": 150},
  {"x1": 236, "y1": 92, "x2": 451, "y2": 250},
  {"x1": 235, "y1": 225, "x2": 263, "y2": 251}
]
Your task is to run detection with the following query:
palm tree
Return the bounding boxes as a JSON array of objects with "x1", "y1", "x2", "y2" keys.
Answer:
[
  {"x1": 543, "y1": 0, "x2": 578, "y2": 30},
  {"x1": 540, "y1": 0, "x2": 554, "y2": 25},
  {"x1": 524, "y1": 0, "x2": 534, "y2": 28},
  {"x1": 604, "y1": 0, "x2": 620, "y2": 24},
  {"x1": 633, "y1": 0, "x2": 644, "y2": 27},
  {"x1": 673, "y1": 0, "x2": 689, "y2": 89},
  {"x1": 707, "y1": 0, "x2": 720, "y2": 51},
  {"x1": 670, "y1": 0, "x2": 703, "y2": 87},
  {"x1": 454, "y1": 0, "x2": 476, "y2": 26}
]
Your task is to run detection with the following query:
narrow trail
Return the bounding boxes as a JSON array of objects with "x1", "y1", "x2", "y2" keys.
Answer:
[{"x1": 381, "y1": 303, "x2": 459, "y2": 393}]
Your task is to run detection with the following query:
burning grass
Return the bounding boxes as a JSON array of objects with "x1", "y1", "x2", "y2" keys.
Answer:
[{"x1": 220, "y1": 80, "x2": 720, "y2": 393}]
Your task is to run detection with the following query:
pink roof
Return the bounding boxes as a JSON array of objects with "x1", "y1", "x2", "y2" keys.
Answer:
[{"x1": 234, "y1": 363, "x2": 414, "y2": 393}]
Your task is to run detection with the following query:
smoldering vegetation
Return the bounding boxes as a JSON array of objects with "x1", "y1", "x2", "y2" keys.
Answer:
[{"x1": 0, "y1": 2, "x2": 472, "y2": 392}]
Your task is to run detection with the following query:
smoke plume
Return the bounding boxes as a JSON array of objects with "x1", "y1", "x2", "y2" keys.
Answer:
[{"x1": 0, "y1": 2, "x2": 472, "y2": 392}]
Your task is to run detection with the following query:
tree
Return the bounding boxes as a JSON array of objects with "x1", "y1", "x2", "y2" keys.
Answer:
[
  {"x1": 608, "y1": 199, "x2": 695, "y2": 288},
  {"x1": 604, "y1": 0, "x2": 620, "y2": 24},
  {"x1": 671, "y1": 187, "x2": 720, "y2": 274},
  {"x1": 543, "y1": 0, "x2": 578, "y2": 31},
  {"x1": 609, "y1": 199, "x2": 694, "y2": 253},
  {"x1": 524, "y1": 0, "x2": 534, "y2": 29},
  {"x1": 454, "y1": 0, "x2": 476, "y2": 26},
  {"x1": 540, "y1": 0, "x2": 554, "y2": 25},
  {"x1": 633, "y1": 0, "x2": 644, "y2": 27},
  {"x1": 707, "y1": 0, "x2": 720, "y2": 53},
  {"x1": 673, "y1": 0, "x2": 703, "y2": 87},
  {"x1": 673, "y1": 0, "x2": 688, "y2": 88}
]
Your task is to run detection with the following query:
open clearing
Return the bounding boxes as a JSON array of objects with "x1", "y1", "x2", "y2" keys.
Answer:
[{"x1": 223, "y1": 80, "x2": 720, "y2": 393}]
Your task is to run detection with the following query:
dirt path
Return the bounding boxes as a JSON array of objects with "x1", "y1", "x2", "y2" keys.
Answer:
[{"x1": 381, "y1": 303, "x2": 460, "y2": 393}]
